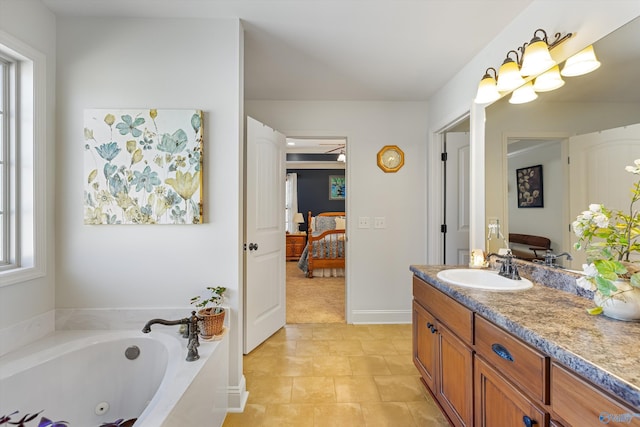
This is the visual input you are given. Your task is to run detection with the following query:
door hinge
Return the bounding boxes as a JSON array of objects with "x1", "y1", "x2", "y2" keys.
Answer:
[
  {"x1": 441, "y1": 224, "x2": 447, "y2": 233},
  {"x1": 441, "y1": 152, "x2": 448, "y2": 162}
]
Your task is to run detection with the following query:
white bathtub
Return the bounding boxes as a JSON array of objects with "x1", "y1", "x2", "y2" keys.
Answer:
[{"x1": 0, "y1": 329, "x2": 228, "y2": 427}]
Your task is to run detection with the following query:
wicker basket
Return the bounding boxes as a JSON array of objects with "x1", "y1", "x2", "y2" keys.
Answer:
[{"x1": 198, "y1": 308, "x2": 225, "y2": 338}]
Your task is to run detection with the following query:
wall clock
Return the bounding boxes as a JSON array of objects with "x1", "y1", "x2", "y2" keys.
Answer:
[{"x1": 377, "y1": 145, "x2": 404, "y2": 173}]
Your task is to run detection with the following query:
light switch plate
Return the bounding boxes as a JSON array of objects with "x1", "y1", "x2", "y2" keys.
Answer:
[
  {"x1": 358, "y1": 216, "x2": 370, "y2": 228},
  {"x1": 374, "y1": 217, "x2": 386, "y2": 229}
]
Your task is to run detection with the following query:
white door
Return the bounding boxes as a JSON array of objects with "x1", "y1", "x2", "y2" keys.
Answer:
[
  {"x1": 568, "y1": 123, "x2": 640, "y2": 269},
  {"x1": 444, "y1": 132, "x2": 471, "y2": 265},
  {"x1": 244, "y1": 116, "x2": 286, "y2": 354}
]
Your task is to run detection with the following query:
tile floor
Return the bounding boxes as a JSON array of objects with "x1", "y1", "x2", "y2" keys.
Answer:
[{"x1": 223, "y1": 323, "x2": 449, "y2": 426}]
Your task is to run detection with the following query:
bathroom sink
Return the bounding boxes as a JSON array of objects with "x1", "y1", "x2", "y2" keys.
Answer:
[{"x1": 436, "y1": 269, "x2": 533, "y2": 291}]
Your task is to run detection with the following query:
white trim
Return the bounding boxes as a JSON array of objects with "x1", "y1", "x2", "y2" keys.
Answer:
[
  {"x1": 226, "y1": 375, "x2": 249, "y2": 413},
  {"x1": 349, "y1": 309, "x2": 411, "y2": 324},
  {"x1": 0, "y1": 309, "x2": 54, "y2": 357},
  {"x1": 0, "y1": 30, "x2": 47, "y2": 286}
]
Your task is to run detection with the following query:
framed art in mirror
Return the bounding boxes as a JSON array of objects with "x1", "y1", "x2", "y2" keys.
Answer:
[{"x1": 516, "y1": 164, "x2": 543, "y2": 208}]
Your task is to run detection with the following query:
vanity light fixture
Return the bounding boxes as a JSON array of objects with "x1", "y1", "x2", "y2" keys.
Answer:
[
  {"x1": 533, "y1": 65, "x2": 565, "y2": 92},
  {"x1": 474, "y1": 67, "x2": 501, "y2": 104},
  {"x1": 496, "y1": 51, "x2": 525, "y2": 92},
  {"x1": 473, "y1": 28, "x2": 573, "y2": 104},
  {"x1": 509, "y1": 81, "x2": 538, "y2": 104},
  {"x1": 561, "y1": 45, "x2": 601, "y2": 77},
  {"x1": 519, "y1": 29, "x2": 559, "y2": 76}
]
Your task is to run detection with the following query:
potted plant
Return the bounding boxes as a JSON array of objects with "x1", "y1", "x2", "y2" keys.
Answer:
[
  {"x1": 190, "y1": 286, "x2": 227, "y2": 338},
  {"x1": 572, "y1": 159, "x2": 640, "y2": 319}
]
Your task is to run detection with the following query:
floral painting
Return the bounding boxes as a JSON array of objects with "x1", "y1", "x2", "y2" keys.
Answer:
[
  {"x1": 516, "y1": 164, "x2": 543, "y2": 208},
  {"x1": 84, "y1": 109, "x2": 203, "y2": 224}
]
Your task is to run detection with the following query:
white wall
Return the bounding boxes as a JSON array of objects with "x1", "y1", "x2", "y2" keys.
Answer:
[
  {"x1": 0, "y1": 1, "x2": 56, "y2": 329},
  {"x1": 246, "y1": 101, "x2": 428, "y2": 323},
  {"x1": 54, "y1": 16, "x2": 245, "y2": 404},
  {"x1": 426, "y1": 0, "x2": 640, "y2": 260}
]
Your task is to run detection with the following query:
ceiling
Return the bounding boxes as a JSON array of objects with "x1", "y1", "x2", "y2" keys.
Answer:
[{"x1": 42, "y1": 0, "x2": 534, "y2": 101}]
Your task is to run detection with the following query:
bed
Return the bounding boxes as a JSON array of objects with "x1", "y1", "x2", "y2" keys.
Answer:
[{"x1": 297, "y1": 211, "x2": 346, "y2": 278}]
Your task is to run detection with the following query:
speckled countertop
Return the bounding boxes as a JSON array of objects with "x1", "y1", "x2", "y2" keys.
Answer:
[{"x1": 410, "y1": 263, "x2": 640, "y2": 409}]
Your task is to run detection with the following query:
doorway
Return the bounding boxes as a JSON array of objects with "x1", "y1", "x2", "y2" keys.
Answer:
[
  {"x1": 441, "y1": 118, "x2": 471, "y2": 265},
  {"x1": 285, "y1": 137, "x2": 347, "y2": 324}
]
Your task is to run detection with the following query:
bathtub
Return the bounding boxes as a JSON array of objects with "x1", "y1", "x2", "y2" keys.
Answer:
[{"x1": 0, "y1": 329, "x2": 228, "y2": 427}]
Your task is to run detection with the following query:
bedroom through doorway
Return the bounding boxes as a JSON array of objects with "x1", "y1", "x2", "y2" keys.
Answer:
[{"x1": 285, "y1": 137, "x2": 347, "y2": 324}]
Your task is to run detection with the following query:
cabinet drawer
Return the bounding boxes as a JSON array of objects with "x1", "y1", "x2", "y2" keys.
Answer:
[
  {"x1": 551, "y1": 363, "x2": 640, "y2": 427},
  {"x1": 413, "y1": 276, "x2": 473, "y2": 345},
  {"x1": 474, "y1": 315, "x2": 549, "y2": 404}
]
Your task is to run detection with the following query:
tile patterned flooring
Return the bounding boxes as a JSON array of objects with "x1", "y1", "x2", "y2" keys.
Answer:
[{"x1": 223, "y1": 323, "x2": 449, "y2": 426}]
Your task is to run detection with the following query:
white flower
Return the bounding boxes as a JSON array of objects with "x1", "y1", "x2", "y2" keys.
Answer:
[
  {"x1": 582, "y1": 263, "x2": 598, "y2": 278},
  {"x1": 589, "y1": 203, "x2": 602, "y2": 213},
  {"x1": 572, "y1": 220, "x2": 584, "y2": 237},
  {"x1": 625, "y1": 159, "x2": 640, "y2": 175},
  {"x1": 576, "y1": 276, "x2": 595, "y2": 291},
  {"x1": 581, "y1": 210, "x2": 593, "y2": 220},
  {"x1": 593, "y1": 213, "x2": 609, "y2": 228}
]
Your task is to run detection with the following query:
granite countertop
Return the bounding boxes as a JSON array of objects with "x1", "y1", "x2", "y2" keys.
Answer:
[{"x1": 410, "y1": 264, "x2": 640, "y2": 409}]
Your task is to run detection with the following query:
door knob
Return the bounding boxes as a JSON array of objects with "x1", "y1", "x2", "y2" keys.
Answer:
[{"x1": 248, "y1": 243, "x2": 259, "y2": 251}]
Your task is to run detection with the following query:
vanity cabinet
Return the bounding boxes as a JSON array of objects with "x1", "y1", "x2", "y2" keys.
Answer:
[
  {"x1": 551, "y1": 363, "x2": 640, "y2": 427},
  {"x1": 413, "y1": 273, "x2": 640, "y2": 426},
  {"x1": 475, "y1": 355, "x2": 548, "y2": 426},
  {"x1": 413, "y1": 276, "x2": 474, "y2": 427},
  {"x1": 474, "y1": 315, "x2": 549, "y2": 426}
]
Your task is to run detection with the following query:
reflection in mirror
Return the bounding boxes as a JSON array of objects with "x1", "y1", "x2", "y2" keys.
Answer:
[{"x1": 484, "y1": 16, "x2": 640, "y2": 269}]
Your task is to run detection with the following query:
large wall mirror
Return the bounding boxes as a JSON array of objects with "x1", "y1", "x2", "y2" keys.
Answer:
[{"x1": 481, "y1": 16, "x2": 640, "y2": 269}]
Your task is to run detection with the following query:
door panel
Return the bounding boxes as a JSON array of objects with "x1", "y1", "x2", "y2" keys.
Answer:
[
  {"x1": 445, "y1": 132, "x2": 470, "y2": 265},
  {"x1": 568, "y1": 123, "x2": 640, "y2": 268},
  {"x1": 244, "y1": 116, "x2": 286, "y2": 354}
]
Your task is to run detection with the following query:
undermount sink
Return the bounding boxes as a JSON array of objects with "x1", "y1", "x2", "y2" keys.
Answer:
[{"x1": 436, "y1": 269, "x2": 533, "y2": 291}]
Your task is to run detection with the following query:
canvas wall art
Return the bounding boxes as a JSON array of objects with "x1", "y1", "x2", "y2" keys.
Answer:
[
  {"x1": 84, "y1": 109, "x2": 203, "y2": 224},
  {"x1": 329, "y1": 175, "x2": 346, "y2": 200},
  {"x1": 516, "y1": 164, "x2": 543, "y2": 208}
]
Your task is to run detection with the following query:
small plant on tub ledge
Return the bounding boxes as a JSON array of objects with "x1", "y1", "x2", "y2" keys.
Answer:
[
  {"x1": 190, "y1": 286, "x2": 227, "y2": 338},
  {"x1": 572, "y1": 159, "x2": 640, "y2": 320}
]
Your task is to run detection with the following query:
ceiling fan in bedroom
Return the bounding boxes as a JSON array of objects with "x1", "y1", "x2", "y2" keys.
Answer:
[{"x1": 322, "y1": 143, "x2": 346, "y2": 162}]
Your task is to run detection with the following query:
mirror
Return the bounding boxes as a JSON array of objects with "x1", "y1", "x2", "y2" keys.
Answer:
[{"x1": 483, "y1": 16, "x2": 640, "y2": 267}]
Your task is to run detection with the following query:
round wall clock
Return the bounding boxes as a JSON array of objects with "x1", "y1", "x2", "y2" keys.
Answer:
[{"x1": 377, "y1": 145, "x2": 404, "y2": 173}]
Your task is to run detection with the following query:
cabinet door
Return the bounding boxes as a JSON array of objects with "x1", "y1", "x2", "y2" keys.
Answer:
[
  {"x1": 438, "y1": 322, "x2": 474, "y2": 427},
  {"x1": 475, "y1": 356, "x2": 549, "y2": 427},
  {"x1": 413, "y1": 301, "x2": 438, "y2": 391},
  {"x1": 551, "y1": 363, "x2": 640, "y2": 427}
]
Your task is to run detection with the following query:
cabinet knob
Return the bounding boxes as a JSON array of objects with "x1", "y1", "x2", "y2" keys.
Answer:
[
  {"x1": 522, "y1": 415, "x2": 537, "y2": 427},
  {"x1": 426, "y1": 322, "x2": 437, "y2": 334}
]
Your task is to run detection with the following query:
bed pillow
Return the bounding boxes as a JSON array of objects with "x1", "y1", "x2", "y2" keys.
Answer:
[
  {"x1": 314, "y1": 216, "x2": 336, "y2": 232},
  {"x1": 335, "y1": 217, "x2": 346, "y2": 230}
]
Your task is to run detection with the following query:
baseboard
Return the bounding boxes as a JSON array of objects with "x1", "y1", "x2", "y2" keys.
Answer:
[
  {"x1": 349, "y1": 309, "x2": 412, "y2": 324},
  {"x1": 227, "y1": 375, "x2": 249, "y2": 413}
]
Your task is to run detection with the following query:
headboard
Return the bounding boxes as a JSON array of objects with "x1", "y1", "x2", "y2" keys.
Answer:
[{"x1": 307, "y1": 211, "x2": 346, "y2": 234}]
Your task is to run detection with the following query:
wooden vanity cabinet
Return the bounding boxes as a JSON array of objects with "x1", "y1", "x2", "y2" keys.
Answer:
[
  {"x1": 475, "y1": 355, "x2": 549, "y2": 427},
  {"x1": 551, "y1": 363, "x2": 640, "y2": 427},
  {"x1": 413, "y1": 277, "x2": 474, "y2": 427},
  {"x1": 413, "y1": 274, "x2": 639, "y2": 426}
]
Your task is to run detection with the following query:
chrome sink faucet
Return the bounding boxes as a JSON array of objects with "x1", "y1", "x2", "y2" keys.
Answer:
[
  {"x1": 142, "y1": 311, "x2": 201, "y2": 361},
  {"x1": 542, "y1": 250, "x2": 573, "y2": 268},
  {"x1": 487, "y1": 250, "x2": 521, "y2": 280}
]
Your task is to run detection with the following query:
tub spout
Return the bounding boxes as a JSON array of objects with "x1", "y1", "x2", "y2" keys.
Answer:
[{"x1": 142, "y1": 311, "x2": 201, "y2": 362}]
